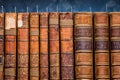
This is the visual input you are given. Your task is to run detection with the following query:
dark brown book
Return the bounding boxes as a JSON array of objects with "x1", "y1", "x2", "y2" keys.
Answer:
[
  {"x1": 74, "y1": 12, "x2": 93, "y2": 79},
  {"x1": 0, "y1": 13, "x2": 4, "y2": 80},
  {"x1": 40, "y1": 12, "x2": 49, "y2": 80},
  {"x1": 60, "y1": 12, "x2": 74, "y2": 79},
  {"x1": 5, "y1": 13, "x2": 17, "y2": 80},
  {"x1": 94, "y1": 12, "x2": 110, "y2": 79},
  {"x1": 17, "y1": 13, "x2": 29, "y2": 80},
  {"x1": 49, "y1": 12, "x2": 60, "y2": 80},
  {"x1": 30, "y1": 13, "x2": 39, "y2": 80},
  {"x1": 110, "y1": 12, "x2": 120, "y2": 79}
]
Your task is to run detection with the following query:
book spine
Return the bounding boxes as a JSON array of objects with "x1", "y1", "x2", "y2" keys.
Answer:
[
  {"x1": 17, "y1": 13, "x2": 29, "y2": 80},
  {"x1": 74, "y1": 13, "x2": 93, "y2": 79},
  {"x1": 30, "y1": 13, "x2": 39, "y2": 80},
  {"x1": 110, "y1": 12, "x2": 120, "y2": 79},
  {"x1": 49, "y1": 12, "x2": 60, "y2": 80},
  {"x1": 94, "y1": 13, "x2": 110, "y2": 79},
  {"x1": 5, "y1": 13, "x2": 17, "y2": 80},
  {"x1": 40, "y1": 12, "x2": 49, "y2": 80},
  {"x1": 0, "y1": 13, "x2": 4, "y2": 80},
  {"x1": 60, "y1": 12, "x2": 74, "y2": 79}
]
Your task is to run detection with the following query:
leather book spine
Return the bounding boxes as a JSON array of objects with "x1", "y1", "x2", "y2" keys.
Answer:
[
  {"x1": 49, "y1": 12, "x2": 60, "y2": 80},
  {"x1": 0, "y1": 13, "x2": 4, "y2": 80},
  {"x1": 60, "y1": 12, "x2": 74, "y2": 79},
  {"x1": 5, "y1": 13, "x2": 17, "y2": 80},
  {"x1": 110, "y1": 12, "x2": 120, "y2": 79},
  {"x1": 40, "y1": 12, "x2": 49, "y2": 80},
  {"x1": 74, "y1": 13, "x2": 93, "y2": 79},
  {"x1": 17, "y1": 13, "x2": 29, "y2": 80},
  {"x1": 30, "y1": 13, "x2": 39, "y2": 80},
  {"x1": 94, "y1": 12, "x2": 110, "y2": 79}
]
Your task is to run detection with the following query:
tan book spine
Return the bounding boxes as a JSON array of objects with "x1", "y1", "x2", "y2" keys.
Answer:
[
  {"x1": 110, "y1": 12, "x2": 120, "y2": 79},
  {"x1": 74, "y1": 12, "x2": 93, "y2": 79},
  {"x1": 17, "y1": 13, "x2": 29, "y2": 80},
  {"x1": 40, "y1": 12, "x2": 49, "y2": 80},
  {"x1": 0, "y1": 13, "x2": 4, "y2": 80},
  {"x1": 5, "y1": 13, "x2": 17, "y2": 80},
  {"x1": 30, "y1": 13, "x2": 39, "y2": 80},
  {"x1": 49, "y1": 12, "x2": 60, "y2": 80},
  {"x1": 94, "y1": 12, "x2": 110, "y2": 79},
  {"x1": 60, "y1": 12, "x2": 74, "y2": 79}
]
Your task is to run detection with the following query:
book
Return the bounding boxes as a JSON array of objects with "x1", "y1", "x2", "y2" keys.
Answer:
[
  {"x1": 5, "y1": 13, "x2": 17, "y2": 80},
  {"x1": 94, "y1": 12, "x2": 110, "y2": 79},
  {"x1": 0, "y1": 13, "x2": 4, "y2": 80},
  {"x1": 49, "y1": 12, "x2": 60, "y2": 80},
  {"x1": 74, "y1": 12, "x2": 93, "y2": 79},
  {"x1": 40, "y1": 12, "x2": 49, "y2": 80},
  {"x1": 60, "y1": 12, "x2": 74, "y2": 79},
  {"x1": 17, "y1": 13, "x2": 29, "y2": 80},
  {"x1": 110, "y1": 12, "x2": 120, "y2": 79},
  {"x1": 30, "y1": 13, "x2": 39, "y2": 80}
]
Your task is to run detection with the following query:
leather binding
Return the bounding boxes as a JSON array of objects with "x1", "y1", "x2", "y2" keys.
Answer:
[
  {"x1": 0, "y1": 13, "x2": 4, "y2": 80},
  {"x1": 60, "y1": 12, "x2": 74, "y2": 79},
  {"x1": 94, "y1": 12, "x2": 110, "y2": 79},
  {"x1": 110, "y1": 12, "x2": 120, "y2": 79},
  {"x1": 40, "y1": 12, "x2": 49, "y2": 80},
  {"x1": 5, "y1": 13, "x2": 17, "y2": 80},
  {"x1": 49, "y1": 12, "x2": 60, "y2": 80},
  {"x1": 30, "y1": 13, "x2": 39, "y2": 80},
  {"x1": 74, "y1": 12, "x2": 93, "y2": 79},
  {"x1": 17, "y1": 13, "x2": 29, "y2": 80}
]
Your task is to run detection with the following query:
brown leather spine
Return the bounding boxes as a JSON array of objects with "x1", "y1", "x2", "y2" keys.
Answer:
[
  {"x1": 40, "y1": 12, "x2": 49, "y2": 80},
  {"x1": 110, "y1": 12, "x2": 120, "y2": 79},
  {"x1": 0, "y1": 13, "x2": 4, "y2": 80},
  {"x1": 30, "y1": 13, "x2": 39, "y2": 80},
  {"x1": 60, "y1": 12, "x2": 74, "y2": 79},
  {"x1": 17, "y1": 13, "x2": 29, "y2": 80},
  {"x1": 5, "y1": 13, "x2": 17, "y2": 80},
  {"x1": 49, "y1": 12, "x2": 60, "y2": 80},
  {"x1": 74, "y1": 12, "x2": 93, "y2": 79},
  {"x1": 94, "y1": 12, "x2": 110, "y2": 79}
]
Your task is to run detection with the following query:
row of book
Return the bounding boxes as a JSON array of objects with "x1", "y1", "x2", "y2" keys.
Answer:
[{"x1": 0, "y1": 12, "x2": 119, "y2": 80}]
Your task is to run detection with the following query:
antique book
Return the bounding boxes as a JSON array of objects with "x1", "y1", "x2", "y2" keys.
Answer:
[
  {"x1": 40, "y1": 12, "x2": 49, "y2": 80},
  {"x1": 17, "y1": 13, "x2": 29, "y2": 80},
  {"x1": 60, "y1": 12, "x2": 74, "y2": 79},
  {"x1": 110, "y1": 12, "x2": 120, "y2": 79},
  {"x1": 30, "y1": 13, "x2": 39, "y2": 80},
  {"x1": 5, "y1": 13, "x2": 17, "y2": 80},
  {"x1": 74, "y1": 12, "x2": 93, "y2": 79},
  {"x1": 94, "y1": 12, "x2": 110, "y2": 79},
  {"x1": 0, "y1": 13, "x2": 4, "y2": 80},
  {"x1": 49, "y1": 12, "x2": 60, "y2": 80}
]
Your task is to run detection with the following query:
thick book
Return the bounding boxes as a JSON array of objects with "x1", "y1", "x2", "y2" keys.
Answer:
[
  {"x1": 5, "y1": 13, "x2": 17, "y2": 80},
  {"x1": 30, "y1": 13, "x2": 39, "y2": 80},
  {"x1": 94, "y1": 12, "x2": 110, "y2": 79},
  {"x1": 110, "y1": 12, "x2": 120, "y2": 79},
  {"x1": 17, "y1": 13, "x2": 29, "y2": 80},
  {"x1": 40, "y1": 12, "x2": 49, "y2": 80},
  {"x1": 49, "y1": 12, "x2": 60, "y2": 80},
  {"x1": 74, "y1": 12, "x2": 93, "y2": 79},
  {"x1": 60, "y1": 12, "x2": 74, "y2": 79},
  {"x1": 0, "y1": 13, "x2": 4, "y2": 80}
]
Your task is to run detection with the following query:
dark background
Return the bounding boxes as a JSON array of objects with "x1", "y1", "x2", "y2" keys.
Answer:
[{"x1": 0, "y1": 0, "x2": 120, "y2": 12}]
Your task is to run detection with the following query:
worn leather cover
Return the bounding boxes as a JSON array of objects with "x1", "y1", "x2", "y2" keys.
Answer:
[
  {"x1": 94, "y1": 12, "x2": 110, "y2": 79},
  {"x1": 74, "y1": 12, "x2": 93, "y2": 79},
  {"x1": 60, "y1": 12, "x2": 74, "y2": 79},
  {"x1": 110, "y1": 12, "x2": 120, "y2": 79},
  {"x1": 5, "y1": 13, "x2": 17, "y2": 80},
  {"x1": 40, "y1": 12, "x2": 49, "y2": 80},
  {"x1": 49, "y1": 12, "x2": 60, "y2": 80},
  {"x1": 17, "y1": 13, "x2": 29, "y2": 80}
]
